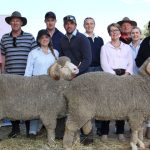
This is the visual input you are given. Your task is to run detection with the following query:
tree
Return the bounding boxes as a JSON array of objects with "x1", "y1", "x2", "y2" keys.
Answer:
[{"x1": 142, "y1": 23, "x2": 149, "y2": 39}]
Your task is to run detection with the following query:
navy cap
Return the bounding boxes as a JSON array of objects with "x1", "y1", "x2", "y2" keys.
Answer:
[{"x1": 45, "y1": 11, "x2": 56, "y2": 20}]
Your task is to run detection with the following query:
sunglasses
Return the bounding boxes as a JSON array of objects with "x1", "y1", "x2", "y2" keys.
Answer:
[
  {"x1": 63, "y1": 16, "x2": 76, "y2": 22},
  {"x1": 13, "y1": 37, "x2": 17, "y2": 47}
]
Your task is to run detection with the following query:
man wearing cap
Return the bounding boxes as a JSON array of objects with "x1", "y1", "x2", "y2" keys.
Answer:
[
  {"x1": 0, "y1": 11, "x2": 37, "y2": 138},
  {"x1": 44, "y1": 11, "x2": 64, "y2": 52},
  {"x1": 117, "y1": 17, "x2": 137, "y2": 44},
  {"x1": 60, "y1": 15, "x2": 92, "y2": 75},
  {"x1": 44, "y1": 11, "x2": 65, "y2": 140},
  {"x1": 60, "y1": 15, "x2": 92, "y2": 144},
  {"x1": 136, "y1": 21, "x2": 150, "y2": 139}
]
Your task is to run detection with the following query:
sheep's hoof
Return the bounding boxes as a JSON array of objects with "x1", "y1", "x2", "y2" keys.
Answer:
[
  {"x1": 63, "y1": 145, "x2": 72, "y2": 150},
  {"x1": 130, "y1": 142, "x2": 138, "y2": 150}
]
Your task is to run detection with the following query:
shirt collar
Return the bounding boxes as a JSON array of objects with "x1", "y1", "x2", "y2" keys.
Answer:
[
  {"x1": 84, "y1": 33, "x2": 99, "y2": 42},
  {"x1": 10, "y1": 30, "x2": 24, "y2": 37},
  {"x1": 65, "y1": 29, "x2": 77, "y2": 38}
]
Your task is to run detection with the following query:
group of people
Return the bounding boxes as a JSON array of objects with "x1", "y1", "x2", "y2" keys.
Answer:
[{"x1": 0, "y1": 10, "x2": 150, "y2": 145}]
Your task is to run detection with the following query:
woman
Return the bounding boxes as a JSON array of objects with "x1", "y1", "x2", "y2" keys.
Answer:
[
  {"x1": 129, "y1": 27, "x2": 142, "y2": 74},
  {"x1": 24, "y1": 29, "x2": 59, "y2": 137},
  {"x1": 100, "y1": 23, "x2": 133, "y2": 141}
]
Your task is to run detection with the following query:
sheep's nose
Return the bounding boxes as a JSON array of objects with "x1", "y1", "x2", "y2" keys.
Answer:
[{"x1": 73, "y1": 67, "x2": 79, "y2": 74}]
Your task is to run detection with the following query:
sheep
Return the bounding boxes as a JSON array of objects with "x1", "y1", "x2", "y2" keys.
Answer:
[
  {"x1": 59, "y1": 57, "x2": 150, "y2": 150},
  {"x1": 0, "y1": 56, "x2": 79, "y2": 145}
]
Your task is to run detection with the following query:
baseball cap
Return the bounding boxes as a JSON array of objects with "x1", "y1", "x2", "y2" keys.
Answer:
[
  {"x1": 45, "y1": 11, "x2": 56, "y2": 20},
  {"x1": 63, "y1": 15, "x2": 76, "y2": 24}
]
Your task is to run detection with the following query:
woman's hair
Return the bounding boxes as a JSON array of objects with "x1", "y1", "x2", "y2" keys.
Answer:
[
  {"x1": 131, "y1": 26, "x2": 142, "y2": 34},
  {"x1": 48, "y1": 38, "x2": 57, "y2": 60},
  {"x1": 107, "y1": 23, "x2": 121, "y2": 34}
]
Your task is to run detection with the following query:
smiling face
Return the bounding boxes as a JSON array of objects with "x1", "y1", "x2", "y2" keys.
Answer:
[
  {"x1": 10, "y1": 17, "x2": 23, "y2": 32},
  {"x1": 84, "y1": 18, "x2": 95, "y2": 34},
  {"x1": 131, "y1": 27, "x2": 141, "y2": 42},
  {"x1": 38, "y1": 35, "x2": 50, "y2": 47},
  {"x1": 64, "y1": 21, "x2": 77, "y2": 35},
  {"x1": 109, "y1": 26, "x2": 121, "y2": 41},
  {"x1": 121, "y1": 22, "x2": 133, "y2": 34}
]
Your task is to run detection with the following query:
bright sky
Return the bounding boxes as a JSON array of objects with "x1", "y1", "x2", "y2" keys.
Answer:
[{"x1": 0, "y1": 0, "x2": 150, "y2": 42}]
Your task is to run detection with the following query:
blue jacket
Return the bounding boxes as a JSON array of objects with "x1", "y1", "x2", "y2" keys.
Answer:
[
  {"x1": 60, "y1": 31, "x2": 92, "y2": 75},
  {"x1": 47, "y1": 28, "x2": 64, "y2": 52}
]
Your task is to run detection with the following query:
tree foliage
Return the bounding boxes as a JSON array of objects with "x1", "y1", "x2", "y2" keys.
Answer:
[{"x1": 142, "y1": 23, "x2": 149, "y2": 39}]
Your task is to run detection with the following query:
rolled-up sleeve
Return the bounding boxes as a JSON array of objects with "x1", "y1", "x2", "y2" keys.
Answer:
[{"x1": 24, "y1": 52, "x2": 34, "y2": 77}]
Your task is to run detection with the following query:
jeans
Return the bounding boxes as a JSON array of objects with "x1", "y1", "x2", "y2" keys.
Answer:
[{"x1": 29, "y1": 119, "x2": 42, "y2": 135}]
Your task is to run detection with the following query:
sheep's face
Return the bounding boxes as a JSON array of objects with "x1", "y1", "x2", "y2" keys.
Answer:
[
  {"x1": 60, "y1": 61, "x2": 79, "y2": 80},
  {"x1": 49, "y1": 57, "x2": 79, "y2": 81}
]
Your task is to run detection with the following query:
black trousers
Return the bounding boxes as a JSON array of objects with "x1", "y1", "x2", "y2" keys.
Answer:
[
  {"x1": 100, "y1": 69, "x2": 126, "y2": 135},
  {"x1": 101, "y1": 120, "x2": 125, "y2": 135},
  {"x1": 11, "y1": 120, "x2": 30, "y2": 135}
]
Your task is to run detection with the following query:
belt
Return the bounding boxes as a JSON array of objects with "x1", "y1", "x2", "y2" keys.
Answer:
[{"x1": 113, "y1": 69, "x2": 125, "y2": 76}]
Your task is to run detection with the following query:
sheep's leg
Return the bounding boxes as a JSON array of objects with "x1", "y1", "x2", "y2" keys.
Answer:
[
  {"x1": 82, "y1": 120, "x2": 92, "y2": 135},
  {"x1": 137, "y1": 126, "x2": 145, "y2": 149},
  {"x1": 63, "y1": 116, "x2": 79, "y2": 150},
  {"x1": 129, "y1": 111, "x2": 145, "y2": 150},
  {"x1": 41, "y1": 117, "x2": 56, "y2": 146}
]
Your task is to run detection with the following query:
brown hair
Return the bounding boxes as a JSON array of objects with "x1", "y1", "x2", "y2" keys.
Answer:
[{"x1": 107, "y1": 23, "x2": 121, "y2": 35}]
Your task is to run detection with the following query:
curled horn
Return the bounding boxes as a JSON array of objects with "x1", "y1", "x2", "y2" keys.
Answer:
[{"x1": 48, "y1": 63, "x2": 60, "y2": 80}]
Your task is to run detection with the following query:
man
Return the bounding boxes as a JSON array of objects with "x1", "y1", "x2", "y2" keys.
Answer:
[
  {"x1": 0, "y1": 11, "x2": 37, "y2": 138},
  {"x1": 117, "y1": 17, "x2": 137, "y2": 44},
  {"x1": 43, "y1": 11, "x2": 64, "y2": 140},
  {"x1": 44, "y1": 11, "x2": 64, "y2": 52},
  {"x1": 136, "y1": 21, "x2": 150, "y2": 139},
  {"x1": 60, "y1": 15, "x2": 92, "y2": 75},
  {"x1": 83, "y1": 17, "x2": 104, "y2": 136},
  {"x1": 60, "y1": 15, "x2": 92, "y2": 144}
]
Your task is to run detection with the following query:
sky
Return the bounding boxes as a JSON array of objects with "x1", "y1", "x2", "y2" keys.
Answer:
[{"x1": 0, "y1": 0, "x2": 150, "y2": 42}]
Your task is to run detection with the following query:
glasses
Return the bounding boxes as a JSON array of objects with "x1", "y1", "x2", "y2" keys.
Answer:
[
  {"x1": 13, "y1": 37, "x2": 17, "y2": 47},
  {"x1": 110, "y1": 29, "x2": 120, "y2": 33}
]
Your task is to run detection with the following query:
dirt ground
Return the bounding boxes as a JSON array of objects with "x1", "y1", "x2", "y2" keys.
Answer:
[{"x1": 0, "y1": 121, "x2": 150, "y2": 150}]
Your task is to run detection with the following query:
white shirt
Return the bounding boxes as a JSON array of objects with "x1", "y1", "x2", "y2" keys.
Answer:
[
  {"x1": 100, "y1": 42, "x2": 133, "y2": 75},
  {"x1": 129, "y1": 40, "x2": 142, "y2": 74},
  {"x1": 24, "y1": 47, "x2": 59, "y2": 76}
]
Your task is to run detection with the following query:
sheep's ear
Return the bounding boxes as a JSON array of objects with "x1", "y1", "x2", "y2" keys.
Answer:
[
  {"x1": 146, "y1": 63, "x2": 150, "y2": 75},
  {"x1": 48, "y1": 63, "x2": 60, "y2": 80}
]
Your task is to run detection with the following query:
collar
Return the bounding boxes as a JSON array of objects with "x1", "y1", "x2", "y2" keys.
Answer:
[
  {"x1": 84, "y1": 32, "x2": 98, "y2": 41},
  {"x1": 37, "y1": 47, "x2": 51, "y2": 54},
  {"x1": 10, "y1": 30, "x2": 24, "y2": 37},
  {"x1": 65, "y1": 29, "x2": 77, "y2": 39}
]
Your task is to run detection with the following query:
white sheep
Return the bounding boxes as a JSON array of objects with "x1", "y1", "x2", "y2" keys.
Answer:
[
  {"x1": 0, "y1": 56, "x2": 79, "y2": 145},
  {"x1": 56, "y1": 57, "x2": 150, "y2": 150}
]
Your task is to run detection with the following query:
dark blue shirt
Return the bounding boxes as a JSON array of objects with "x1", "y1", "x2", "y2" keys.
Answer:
[
  {"x1": 60, "y1": 30, "x2": 92, "y2": 75},
  {"x1": 87, "y1": 36, "x2": 104, "y2": 67},
  {"x1": 47, "y1": 28, "x2": 64, "y2": 52}
]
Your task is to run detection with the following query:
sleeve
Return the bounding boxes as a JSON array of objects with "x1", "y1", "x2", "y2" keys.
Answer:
[
  {"x1": 100, "y1": 45, "x2": 116, "y2": 74},
  {"x1": 30, "y1": 35, "x2": 38, "y2": 50},
  {"x1": 78, "y1": 36, "x2": 92, "y2": 74},
  {"x1": 24, "y1": 51, "x2": 35, "y2": 76},
  {"x1": 135, "y1": 38, "x2": 149, "y2": 67},
  {"x1": 54, "y1": 49, "x2": 59, "y2": 59},
  {"x1": 0, "y1": 37, "x2": 6, "y2": 56},
  {"x1": 125, "y1": 46, "x2": 133, "y2": 74}
]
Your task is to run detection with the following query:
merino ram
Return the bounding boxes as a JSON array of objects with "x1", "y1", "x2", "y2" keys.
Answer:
[
  {"x1": 55, "y1": 57, "x2": 150, "y2": 150},
  {"x1": 0, "y1": 56, "x2": 79, "y2": 145}
]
